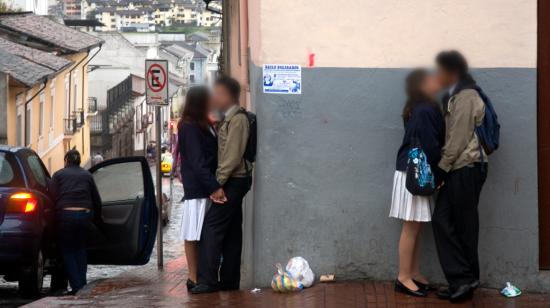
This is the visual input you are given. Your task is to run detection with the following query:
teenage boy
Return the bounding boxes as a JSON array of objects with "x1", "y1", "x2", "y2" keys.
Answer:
[
  {"x1": 191, "y1": 76, "x2": 252, "y2": 294},
  {"x1": 432, "y1": 50, "x2": 487, "y2": 303}
]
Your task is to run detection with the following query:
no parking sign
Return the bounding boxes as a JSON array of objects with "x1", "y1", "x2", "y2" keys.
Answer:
[{"x1": 145, "y1": 59, "x2": 169, "y2": 105}]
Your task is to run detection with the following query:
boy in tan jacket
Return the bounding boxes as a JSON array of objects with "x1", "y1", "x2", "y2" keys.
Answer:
[{"x1": 432, "y1": 51, "x2": 487, "y2": 303}]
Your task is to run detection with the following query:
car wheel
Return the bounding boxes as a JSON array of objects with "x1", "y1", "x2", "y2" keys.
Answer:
[{"x1": 19, "y1": 249, "x2": 44, "y2": 298}]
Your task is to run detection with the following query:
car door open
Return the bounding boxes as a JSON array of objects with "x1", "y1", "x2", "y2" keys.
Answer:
[{"x1": 87, "y1": 156, "x2": 158, "y2": 265}]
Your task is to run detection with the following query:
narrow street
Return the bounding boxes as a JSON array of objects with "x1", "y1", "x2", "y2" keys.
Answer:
[{"x1": 0, "y1": 167, "x2": 182, "y2": 308}]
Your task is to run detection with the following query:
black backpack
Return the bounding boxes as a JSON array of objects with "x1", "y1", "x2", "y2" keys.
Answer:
[{"x1": 236, "y1": 109, "x2": 257, "y2": 164}]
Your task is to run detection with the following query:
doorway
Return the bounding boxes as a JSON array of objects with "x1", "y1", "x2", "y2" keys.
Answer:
[{"x1": 538, "y1": 0, "x2": 550, "y2": 269}]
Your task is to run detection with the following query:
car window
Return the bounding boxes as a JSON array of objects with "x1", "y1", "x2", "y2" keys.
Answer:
[
  {"x1": 27, "y1": 154, "x2": 48, "y2": 188},
  {"x1": 92, "y1": 161, "x2": 144, "y2": 203},
  {"x1": 0, "y1": 152, "x2": 24, "y2": 187}
]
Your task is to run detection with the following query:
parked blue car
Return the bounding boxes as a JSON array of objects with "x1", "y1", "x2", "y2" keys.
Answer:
[{"x1": 0, "y1": 146, "x2": 158, "y2": 298}]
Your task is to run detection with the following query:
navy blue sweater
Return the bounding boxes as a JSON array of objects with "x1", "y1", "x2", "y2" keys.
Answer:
[
  {"x1": 396, "y1": 103, "x2": 445, "y2": 176},
  {"x1": 178, "y1": 122, "x2": 220, "y2": 200}
]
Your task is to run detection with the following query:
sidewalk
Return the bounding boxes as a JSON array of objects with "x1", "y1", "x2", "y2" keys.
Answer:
[{"x1": 26, "y1": 253, "x2": 550, "y2": 308}]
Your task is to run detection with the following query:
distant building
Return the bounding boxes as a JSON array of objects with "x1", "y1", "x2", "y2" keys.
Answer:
[{"x1": 0, "y1": 13, "x2": 103, "y2": 172}]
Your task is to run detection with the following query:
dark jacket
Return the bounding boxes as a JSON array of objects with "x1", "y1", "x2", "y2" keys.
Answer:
[
  {"x1": 179, "y1": 121, "x2": 220, "y2": 200},
  {"x1": 396, "y1": 103, "x2": 446, "y2": 180},
  {"x1": 50, "y1": 165, "x2": 102, "y2": 215}
]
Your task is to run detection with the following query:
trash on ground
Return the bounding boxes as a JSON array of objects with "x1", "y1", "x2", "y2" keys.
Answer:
[
  {"x1": 286, "y1": 256, "x2": 315, "y2": 288},
  {"x1": 271, "y1": 263, "x2": 303, "y2": 292},
  {"x1": 250, "y1": 288, "x2": 261, "y2": 294},
  {"x1": 319, "y1": 274, "x2": 335, "y2": 283},
  {"x1": 501, "y1": 282, "x2": 522, "y2": 298}
]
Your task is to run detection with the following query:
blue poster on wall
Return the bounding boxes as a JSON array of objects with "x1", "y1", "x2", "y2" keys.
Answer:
[{"x1": 263, "y1": 64, "x2": 302, "y2": 94}]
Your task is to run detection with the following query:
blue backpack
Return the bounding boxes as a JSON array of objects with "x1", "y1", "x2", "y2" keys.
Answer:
[{"x1": 474, "y1": 87, "x2": 500, "y2": 155}]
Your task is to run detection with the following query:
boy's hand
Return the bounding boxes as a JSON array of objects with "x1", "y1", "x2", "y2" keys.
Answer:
[{"x1": 210, "y1": 188, "x2": 227, "y2": 204}]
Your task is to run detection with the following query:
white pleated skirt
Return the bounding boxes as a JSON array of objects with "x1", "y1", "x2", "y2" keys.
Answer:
[
  {"x1": 179, "y1": 198, "x2": 211, "y2": 241},
  {"x1": 389, "y1": 171, "x2": 432, "y2": 222}
]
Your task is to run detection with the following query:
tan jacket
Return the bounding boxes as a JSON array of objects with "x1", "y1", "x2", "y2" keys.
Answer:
[
  {"x1": 438, "y1": 89, "x2": 486, "y2": 172},
  {"x1": 216, "y1": 106, "x2": 250, "y2": 185}
]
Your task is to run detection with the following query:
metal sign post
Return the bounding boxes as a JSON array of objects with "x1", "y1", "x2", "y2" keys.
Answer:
[{"x1": 145, "y1": 59, "x2": 169, "y2": 270}]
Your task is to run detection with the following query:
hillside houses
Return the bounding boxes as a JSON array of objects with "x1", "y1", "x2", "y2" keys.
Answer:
[{"x1": 80, "y1": 0, "x2": 221, "y2": 31}]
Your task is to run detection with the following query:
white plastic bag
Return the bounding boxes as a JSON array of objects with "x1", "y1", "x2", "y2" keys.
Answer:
[{"x1": 286, "y1": 257, "x2": 315, "y2": 288}]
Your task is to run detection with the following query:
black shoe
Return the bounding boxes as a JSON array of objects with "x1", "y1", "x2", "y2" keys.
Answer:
[
  {"x1": 186, "y1": 279, "x2": 196, "y2": 291},
  {"x1": 470, "y1": 280, "x2": 480, "y2": 290},
  {"x1": 437, "y1": 287, "x2": 451, "y2": 299},
  {"x1": 190, "y1": 284, "x2": 219, "y2": 294},
  {"x1": 413, "y1": 280, "x2": 435, "y2": 292},
  {"x1": 394, "y1": 279, "x2": 427, "y2": 297},
  {"x1": 450, "y1": 284, "x2": 474, "y2": 303}
]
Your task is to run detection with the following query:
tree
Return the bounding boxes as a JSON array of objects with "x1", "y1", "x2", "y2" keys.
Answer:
[{"x1": 0, "y1": 0, "x2": 20, "y2": 13}]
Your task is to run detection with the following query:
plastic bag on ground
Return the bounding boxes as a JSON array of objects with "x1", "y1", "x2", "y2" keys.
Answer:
[
  {"x1": 286, "y1": 257, "x2": 315, "y2": 288},
  {"x1": 271, "y1": 263, "x2": 303, "y2": 292}
]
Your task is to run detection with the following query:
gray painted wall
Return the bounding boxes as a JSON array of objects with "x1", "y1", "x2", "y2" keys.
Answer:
[{"x1": 248, "y1": 65, "x2": 550, "y2": 291}]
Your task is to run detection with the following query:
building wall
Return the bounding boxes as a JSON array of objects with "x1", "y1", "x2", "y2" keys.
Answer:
[
  {"x1": 5, "y1": 52, "x2": 92, "y2": 173},
  {"x1": 238, "y1": 0, "x2": 548, "y2": 291}
]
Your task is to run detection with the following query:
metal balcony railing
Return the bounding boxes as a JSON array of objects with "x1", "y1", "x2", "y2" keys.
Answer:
[
  {"x1": 88, "y1": 97, "x2": 98, "y2": 113},
  {"x1": 64, "y1": 118, "x2": 77, "y2": 135},
  {"x1": 75, "y1": 110, "x2": 85, "y2": 128}
]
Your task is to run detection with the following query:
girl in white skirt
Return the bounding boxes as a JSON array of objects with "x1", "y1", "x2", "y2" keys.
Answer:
[
  {"x1": 177, "y1": 86, "x2": 226, "y2": 291},
  {"x1": 390, "y1": 69, "x2": 445, "y2": 297}
]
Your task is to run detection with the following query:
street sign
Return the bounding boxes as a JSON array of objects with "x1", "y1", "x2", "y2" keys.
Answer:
[{"x1": 145, "y1": 59, "x2": 169, "y2": 106}]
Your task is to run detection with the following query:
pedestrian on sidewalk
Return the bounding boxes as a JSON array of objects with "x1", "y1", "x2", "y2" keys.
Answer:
[
  {"x1": 49, "y1": 149, "x2": 102, "y2": 295},
  {"x1": 192, "y1": 76, "x2": 253, "y2": 294},
  {"x1": 177, "y1": 86, "x2": 225, "y2": 291},
  {"x1": 390, "y1": 69, "x2": 445, "y2": 297},
  {"x1": 432, "y1": 51, "x2": 488, "y2": 303}
]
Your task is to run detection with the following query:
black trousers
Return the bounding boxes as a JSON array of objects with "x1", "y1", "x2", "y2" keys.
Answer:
[
  {"x1": 432, "y1": 164, "x2": 487, "y2": 289},
  {"x1": 56, "y1": 210, "x2": 92, "y2": 292},
  {"x1": 198, "y1": 177, "x2": 251, "y2": 289}
]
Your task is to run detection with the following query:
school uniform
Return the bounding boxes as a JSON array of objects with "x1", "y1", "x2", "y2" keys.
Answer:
[
  {"x1": 433, "y1": 76, "x2": 487, "y2": 290},
  {"x1": 178, "y1": 122, "x2": 220, "y2": 241},
  {"x1": 197, "y1": 105, "x2": 251, "y2": 291},
  {"x1": 390, "y1": 103, "x2": 445, "y2": 222}
]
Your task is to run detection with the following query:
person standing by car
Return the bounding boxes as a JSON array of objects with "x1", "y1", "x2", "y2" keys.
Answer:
[
  {"x1": 178, "y1": 86, "x2": 225, "y2": 291},
  {"x1": 49, "y1": 149, "x2": 102, "y2": 294}
]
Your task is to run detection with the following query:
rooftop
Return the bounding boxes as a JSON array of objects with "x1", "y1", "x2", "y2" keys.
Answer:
[{"x1": 0, "y1": 13, "x2": 103, "y2": 53}]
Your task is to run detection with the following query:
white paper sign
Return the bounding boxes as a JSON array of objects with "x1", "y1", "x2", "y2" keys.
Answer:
[{"x1": 263, "y1": 64, "x2": 301, "y2": 94}]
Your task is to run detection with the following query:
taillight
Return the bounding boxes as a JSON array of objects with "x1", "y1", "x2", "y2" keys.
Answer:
[{"x1": 7, "y1": 192, "x2": 38, "y2": 213}]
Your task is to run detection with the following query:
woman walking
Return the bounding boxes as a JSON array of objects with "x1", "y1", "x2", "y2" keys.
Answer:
[
  {"x1": 178, "y1": 86, "x2": 225, "y2": 291},
  {"x1": 390, "y1": 69, "x2": 445, "y2": 297}
]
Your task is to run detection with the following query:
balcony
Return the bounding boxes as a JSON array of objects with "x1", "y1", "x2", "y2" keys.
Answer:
[
  {"x1": 74, "y1": 110, "x2": 85, "y2": 128},
  {"x1": 88, "y1": 97, "x2": 98, "y2": 114},
  {"x1": 64, "y1": 118, "x2": 77, "y2": 135}
]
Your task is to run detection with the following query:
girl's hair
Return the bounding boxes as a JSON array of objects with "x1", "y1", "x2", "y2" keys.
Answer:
[
  {"x1": 179, "y1": 86, "x2": 211, "y2": 131},
  {"x1": 402, "y1": 69, "x2": 436, "y2": 124}
]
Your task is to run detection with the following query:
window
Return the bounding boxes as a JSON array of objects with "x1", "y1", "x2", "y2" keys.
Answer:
[
  {"x1": 93, "y1": 161, "x2": 144, "y2": 202},
  {"x1": 25, "y1": 103, "x2": 31, "y2": 146},
  {"x1": 50, "y1": 88, "x2": 55, "y2": 130},
  {"x1": 39, "y1": 94, "x2": 44, "y2": 137},
  {"x1": 0, "y1": 153, "x2": 23, "y2": 187},
  {"x1": 27, "y1": 154, "x2": 47, "y2": 187},
  {"x1": 190, "y1": 74, "x2": 195, "y2": 83},
  {"x1": 73, "y1": 73, "x2": 78, "y2": 113},
  {"x1": 190, "y1": 62, "x2": 195, "y2": 71},
  {"x1": 65, "y1": 75, "x2": 70, "y2": 117}
]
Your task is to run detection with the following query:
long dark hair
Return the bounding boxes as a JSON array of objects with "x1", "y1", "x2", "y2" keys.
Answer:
[
  {"x1": 179, "y1": 86, "x2": 211, "y2": 131},
  {"x1": 402, "y1": 69, "x2": 436, "y2": 124}
]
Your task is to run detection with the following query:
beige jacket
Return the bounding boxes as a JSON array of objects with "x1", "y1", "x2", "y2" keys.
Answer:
[
  {"x1": 438, "y1": 89, "x2": 486, "y2": 172},
  {"x1": 216, "y1": 106, "x2": 250, "y2": 185}
]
